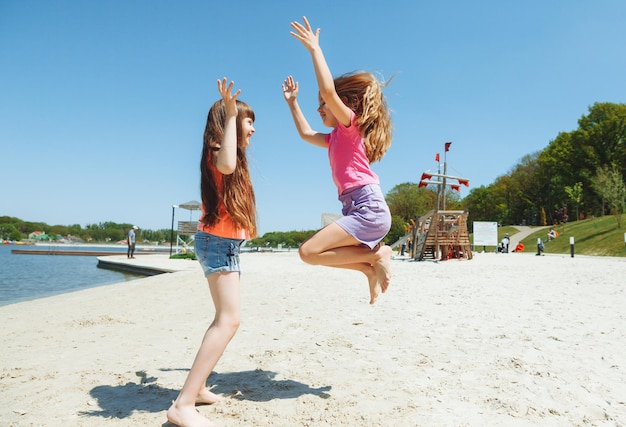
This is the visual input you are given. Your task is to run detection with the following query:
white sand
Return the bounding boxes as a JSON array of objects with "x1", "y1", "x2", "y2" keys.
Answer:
[{"x1": 1, "y1": 251, "x2": 625, "y2": 426}]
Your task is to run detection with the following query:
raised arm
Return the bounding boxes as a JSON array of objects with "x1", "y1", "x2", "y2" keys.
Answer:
[
  {"x1": 289, "y1": 16, "x2": 352, "y2": 127},
  {"x1": 214, "y1": 77, "x2": 239, "y2": 174},
  {"x1": 282, "y1": 75, "x2": 327, "y2": 148}
]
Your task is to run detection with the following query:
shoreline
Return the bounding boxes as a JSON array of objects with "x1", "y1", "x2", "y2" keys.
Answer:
[{"x1": 1, "y1": 252, "x2": 625, "y2": 426}]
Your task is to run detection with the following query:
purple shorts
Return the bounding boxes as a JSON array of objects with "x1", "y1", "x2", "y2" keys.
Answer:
[{"x1": 335, "y1": 184, "x2": 391, "y2": 249}]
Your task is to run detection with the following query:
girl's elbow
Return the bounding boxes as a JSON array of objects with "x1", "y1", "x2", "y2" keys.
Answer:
[
  {"x1": 318, "y1": 87, "x2": 334, "y2": 99},
  {"x1": 216, "y1": 162, "x2": 237, "y2": 175}
]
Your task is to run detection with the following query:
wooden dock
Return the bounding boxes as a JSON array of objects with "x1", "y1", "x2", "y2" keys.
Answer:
[{"x1": 11, "y1": 249, "x2": 130, "y2": 256}]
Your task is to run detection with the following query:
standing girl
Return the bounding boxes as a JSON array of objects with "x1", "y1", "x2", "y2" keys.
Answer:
[
  {"x1": 282, "y1": 16, "x2": 393, "y2": 304},
  {"x1": 167, "y1": 78, "x2": 257, "y2": 427}
]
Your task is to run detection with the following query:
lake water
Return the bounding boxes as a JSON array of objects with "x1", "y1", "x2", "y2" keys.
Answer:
[{"x1": 0, "y1": 244, "x2": 146, "y2": 307}]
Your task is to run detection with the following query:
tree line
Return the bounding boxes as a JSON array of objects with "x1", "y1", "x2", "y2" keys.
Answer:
[
  {"x1": 0, "y1": 217, "x2": 171, "y2": 244},
  {"x1": 3, "y1": 103, "x2": 624, "y2": 247},
  {"x1": 383, "y1": 102, "x2": 625, "y2": 241},
  {"x1": 461, "y1": 102, "x2": 625, "y2": 229}
]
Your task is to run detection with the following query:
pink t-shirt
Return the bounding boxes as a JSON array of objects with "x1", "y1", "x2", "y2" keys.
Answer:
[{"x1": 324, "y1": 111, "x2": 379, "y2": 194}]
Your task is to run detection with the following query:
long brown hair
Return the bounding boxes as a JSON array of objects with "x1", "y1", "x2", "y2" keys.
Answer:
[
  {"x1": 334, "y1": 71, "x2": 393, "y2": 163},
  {"x1": 200, "y1": 99, "x2": 257, "y2": 237}
]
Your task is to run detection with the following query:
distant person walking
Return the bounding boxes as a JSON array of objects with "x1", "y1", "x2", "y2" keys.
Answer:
[
  {"x1": 127, "y1": 225, "x2": 138, "y2": 259},
  {"x1": 167, "y1": 78, "x2": 257, "y2": 427},
  {"x1": 282, "y1": 16, "x2": 393, "y2": 304}
]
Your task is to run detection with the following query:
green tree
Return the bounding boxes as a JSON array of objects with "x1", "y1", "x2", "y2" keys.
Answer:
[
  {"x1": 248, "y1": 230, "x2": 316, "y2": 249},
  {"x1": 564, "y1": 182, "x2": 583, "y2": 221},
  {"x1": 444, "y1": 189, "x2": 463, "y2": 210},
  {"x1": 0, "y1": 223, "x2": 21, "y2": 241},
  {"x1": 464, "y1": 185, "x2": 499, "y2": 223},
  {"x1": 386, "y1": 215, "x2": 408, "y2": 246},
  {"x1": 502, "y1": 152, "x2": 542, "y2": 225},
  {"x1": 591, "y1": 164, "x2": 626, "y2": 229},
  {"x1": 537, "y1": 131, "x2": 577, "y2": 224},
  {"x1": 385, "y1": 182, "x2": 436, "y2": 221},
  {"x1": 577, "y1": 102, "x2": 626, "y2": 175}
]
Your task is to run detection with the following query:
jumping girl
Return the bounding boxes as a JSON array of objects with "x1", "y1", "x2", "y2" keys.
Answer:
[{"x1": 282, "y1": 16, "x2": 393, "y2": 304}]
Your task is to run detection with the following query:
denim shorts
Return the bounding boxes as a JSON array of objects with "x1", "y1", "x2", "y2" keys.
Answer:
[
  {"x1": 195, "y1": 231, "x2": 244, "y2": 276},
  {"x1": 335, "y1": 184, "x2": 392, "y2": 249}
]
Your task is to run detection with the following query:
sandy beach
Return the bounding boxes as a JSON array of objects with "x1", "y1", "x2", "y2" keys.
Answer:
[{"x1": 1, "y1": 251, "x2": 625, "y2": 426}]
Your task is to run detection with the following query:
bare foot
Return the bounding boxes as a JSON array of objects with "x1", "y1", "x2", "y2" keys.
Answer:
[
  {"x1": 365, "y1": 265, "x2": 382, "y2": 304},
  {"x1": 374, "y1": 245, "x2": 392, "y2": 293},
  {"x1": 196, "y1": 388, "x2": 224, "y2": 405},
  {"x1": 167, "y1": 401, "x2": 219, "y2": 427}
]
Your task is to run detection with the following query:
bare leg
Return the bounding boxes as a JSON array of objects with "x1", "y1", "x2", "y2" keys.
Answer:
[
  {"x1": 373, "y1": 244, "x2": 392, "y2": 293},
  {"x1": 299, "y1": 223, "x2": 392, "y2": 303},
  {"x1": 328, "y1": 261, "x2": 380, "y2": 304},
  {"x1": 167, "y1": 272, "x2": 240, "y2": 427}
]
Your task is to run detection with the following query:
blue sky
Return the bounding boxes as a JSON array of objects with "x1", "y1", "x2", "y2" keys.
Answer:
[{"x1": 1, "y1": 1, "x2": 625, "y2": 234}]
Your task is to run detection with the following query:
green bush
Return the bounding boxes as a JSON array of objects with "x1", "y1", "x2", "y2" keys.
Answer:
[{"x1": 169, "y1": 252, "x2": 197, "y2": 260}]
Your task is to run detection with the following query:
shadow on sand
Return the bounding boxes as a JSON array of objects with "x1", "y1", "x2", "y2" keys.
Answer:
[{"x1": 80, "y1": 368, "x2": 331, "y2": 420}]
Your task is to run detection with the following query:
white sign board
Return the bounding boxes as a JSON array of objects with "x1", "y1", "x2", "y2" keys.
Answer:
[
  {"x1": 178, "y1": 221, "x2": 198, "y2": 236},
  {"x1": 473, "y1": 221, "x2": 498, "y2": 246}
]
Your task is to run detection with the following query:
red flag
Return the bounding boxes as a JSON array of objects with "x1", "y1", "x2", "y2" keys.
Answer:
[
  {"x1": 445, "y1": 142, "x2": 452, "y2": 152},
  {"x1": 435, "y1": 153, "x2": 440, "y2": 162}
]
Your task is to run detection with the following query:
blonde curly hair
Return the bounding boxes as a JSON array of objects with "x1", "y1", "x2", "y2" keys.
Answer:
[{"x1": 334, "y1": 71, "x2": 393, "y2": 163}]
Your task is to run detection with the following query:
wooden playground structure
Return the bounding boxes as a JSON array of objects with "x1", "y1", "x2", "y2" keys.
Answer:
[
  {"x1": 410, "y1": 142, "x2": 472, "y2": 261},
  {"x1": 411, "y1": 209, "x2": 472, "y2": 261}
]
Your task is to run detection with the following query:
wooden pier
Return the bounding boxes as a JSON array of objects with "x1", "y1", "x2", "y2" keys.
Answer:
[{"x1": 11, "y1": 249, "x2": 129, "y2": 256}]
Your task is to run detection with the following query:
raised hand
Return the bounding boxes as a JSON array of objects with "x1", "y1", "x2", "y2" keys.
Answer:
[
  {"x1": 289, "y1": 16, "x2": 320, "y2": 52},
  {"x1": 217, "y1": 77, "x2": 241, "y2": 117},
  {"x1": 282, "y1": 75, "x2": 299, "y2": 104}
]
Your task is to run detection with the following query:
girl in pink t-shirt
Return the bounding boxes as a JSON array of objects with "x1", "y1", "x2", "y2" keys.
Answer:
[{"x1": 282, "y1": 16, "x2": 393, "y2": 304}]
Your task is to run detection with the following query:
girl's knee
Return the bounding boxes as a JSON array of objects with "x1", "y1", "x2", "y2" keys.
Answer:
[
  {"x1": 230, "y1": 315, "x2": 241, "y2": 331},
  {"x1": 230, "y1": 322, "x2": 240, "y2": 338},
  {"x1": 298, "y1": 244, "x2": 317, "y2": 264},
  {"x1": 229, "y1": 314, "x2": 241, "y2": 332},
  {"x1": 224, "y1": 319, "x2": 240, "y2": 339},
  {"x1": 216, "y1": 313, "x2": 240, "y2": 335}
]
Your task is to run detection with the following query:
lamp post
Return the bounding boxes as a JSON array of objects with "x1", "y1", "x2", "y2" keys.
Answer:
[{"x1": 169, "y1": 205, "x2": 178, "y2": 256}]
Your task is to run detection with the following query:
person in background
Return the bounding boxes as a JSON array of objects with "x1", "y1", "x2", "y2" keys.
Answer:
[
  {"x1": 500, "y1": 233, "x2": 510, "y2": 253},
  {"x1": 536, "y1": 238, "x2": 545, "y2": 256},
  {"x1": 127, "y1": 225, "x2": 138, "y2": 259}
]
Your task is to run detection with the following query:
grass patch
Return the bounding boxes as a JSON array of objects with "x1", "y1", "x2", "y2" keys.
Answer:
[
  {"x1": 515, "y1": 215, "x2": 625, "y2": 257},
  {"x1": 468, "y1": 216, "x2": 625, "y2": 257},
  {"x1": 169, "y1": 252, "x2": 197, "y2": 260}
]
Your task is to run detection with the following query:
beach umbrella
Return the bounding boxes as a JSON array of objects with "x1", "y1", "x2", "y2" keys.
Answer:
[{"x1": 178, "y1": 200, "x2": 201, "y2": 211}]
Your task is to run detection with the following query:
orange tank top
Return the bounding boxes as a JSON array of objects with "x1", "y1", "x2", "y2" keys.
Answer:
[{"x1": 198, "y1": 161, "x2": 250, "y2": 240}]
